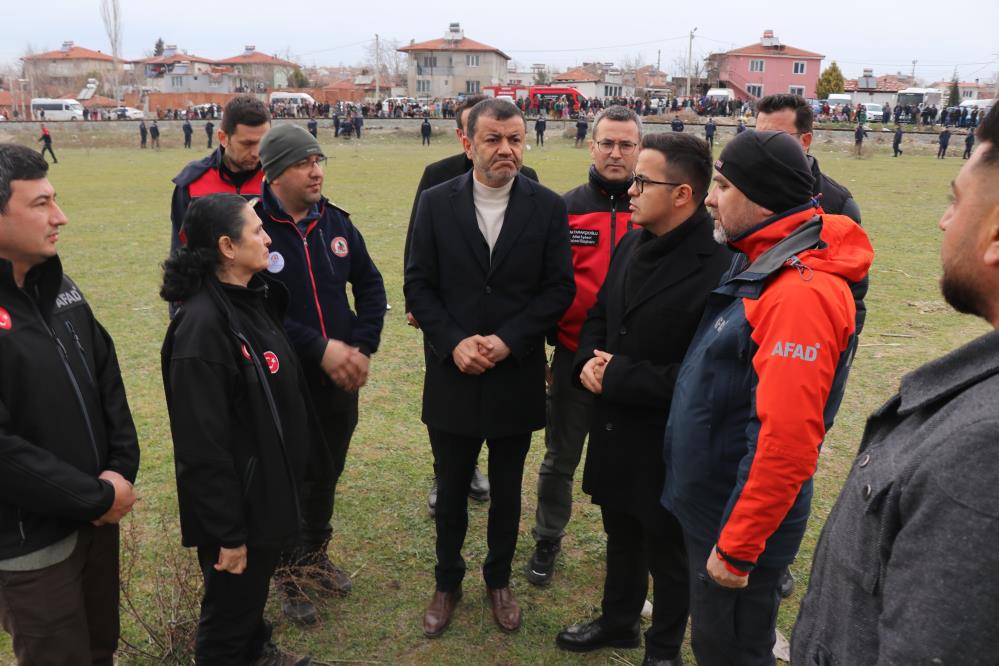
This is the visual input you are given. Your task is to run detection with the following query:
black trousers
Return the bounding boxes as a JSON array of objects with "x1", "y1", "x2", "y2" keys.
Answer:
[
  {"x1": 195, "y1": 545, "x2": 280, "y2": 665},
  {"x1": 40, "y1": 145, "x2": 57, "y2": 162},
  {"x1": 685, "y1": 536, "x2": 783, "y2": 666},
  {"x1": 599, "y1": 505, "x2": 688, "y2": 659},
  {"x1": 0, "y1": 524, "x2": 119, "y2": 666},
  {"x1": 184, "y1": 133, "x2": 192, "y2": 148},
  {"x1": 422, "y1": 135, "x2": 431, "y2": 145},
  {"x1": 536, "y1": 131, "x2": 545, "y2": 146},
  {"x1": 429, "y1": 428, "x2": 531, "y2": 591},
  {"x1": 938, "y1": 145, "x2": 948, "y2": 158},
  {"x1": 299, "y1": 375, "x2": 359, "y2": 553},
  {"x1": 706, "y1": 135, "x2": 714, "y2": 150}
]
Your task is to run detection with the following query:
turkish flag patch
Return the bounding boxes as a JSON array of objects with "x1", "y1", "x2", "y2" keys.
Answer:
[
  {"x1": 263, "y1": 351, "x2": 280, "y2": 374},
  {"x1": 0, "y1": 307, "x2": 11, "y2": 331}
]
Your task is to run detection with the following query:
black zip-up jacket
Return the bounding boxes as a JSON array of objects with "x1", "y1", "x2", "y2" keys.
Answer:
[
  {"x1": 0, "y1": 256, "x2": 139, "y2": 560},
  {"x1": 162, "y1": 275, "x2": 329, "y2": 548},
  {"x1": 256, "y1": 182, "x2": 387, "y2": 371}
]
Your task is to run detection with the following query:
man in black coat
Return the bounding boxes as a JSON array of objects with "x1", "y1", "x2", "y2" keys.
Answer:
[
  {"x1": 893, "y1": 124, "x2": 904, "y2": 157},
  {"x1": 404, "y1": 94, "x2": 539, "y2": 516},
  {"x1": 405, "y1": 98, "x2": 574, "y2": 638},
  {"x1": 938, "y1": 127, "x2": 952, "y2": 159},
  {"x1": 554, "y1": 133, "x2": 730, "y2": 666}
]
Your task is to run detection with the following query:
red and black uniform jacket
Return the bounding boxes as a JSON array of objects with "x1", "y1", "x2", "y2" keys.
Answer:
[
  {"x1": 556, "y1": 166, "x2": 633, "y2": 352},
  {"x1": 169, "y1": 147, "x2": 264, "y2": 252},
  {"x1": 662, "y1": 204, "x2": 874, "y2": 575}
]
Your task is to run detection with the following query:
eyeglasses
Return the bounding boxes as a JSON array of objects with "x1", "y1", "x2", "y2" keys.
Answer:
[
  {"x1": 595, "y1": 140, "x2": 638, "y2": 155},
  {"x1": 292, "y1": 155, "x2": 327, "y2": 171},
  {"x1": 632, "y1": 174, "x2": 684, "y2": 194}
]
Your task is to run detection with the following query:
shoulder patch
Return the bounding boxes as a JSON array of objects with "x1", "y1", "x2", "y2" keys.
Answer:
[{"x1": 55, "y1": 276, "x2": 88, "y2": 311}]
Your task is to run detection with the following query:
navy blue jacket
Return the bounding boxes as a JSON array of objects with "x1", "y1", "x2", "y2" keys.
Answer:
[{"x1": 256, "y1": 182, "x2": 386, "y2": 370}]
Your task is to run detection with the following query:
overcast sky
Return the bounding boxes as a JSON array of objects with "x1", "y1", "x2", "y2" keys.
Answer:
[{"x1": 3, "y1": 0, "x2": 997, "y2": 84}]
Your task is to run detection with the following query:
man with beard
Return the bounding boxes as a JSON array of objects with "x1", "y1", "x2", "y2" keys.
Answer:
[
  {"x1": 405, "y1": 98, "x2": 574, "y2": 637},
  {"x1": 256, "y1": 124, "x2": 387, "y2": 626},
  {"x1": 662, "y1": 130, "x2": 873, "y2": 665},
  {"x1": 792, "y1": 104, "x2": 999, "y2": 666}
]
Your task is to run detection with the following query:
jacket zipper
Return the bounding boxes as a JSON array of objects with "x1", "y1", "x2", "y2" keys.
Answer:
[
  {"x1": 28, "y1": 299, "x2": 101, "y2": 470},
  {"x1": 16, "y1": 508, "x2": 26, "y2": 545},
  {"x1": 609, "y1": 194, "x2": 618, "y2": 261},
  {"x1": 317, "y1": 228, "x2": 338, "y2": 276},
  {"x1": 64, "y1": 321, "x2": 96, "y2": 388},
  {"x1": 271, "y1": 215, "x2": 329, "y2": 338}
]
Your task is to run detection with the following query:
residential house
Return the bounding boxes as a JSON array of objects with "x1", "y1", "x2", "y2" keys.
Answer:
[
  {"x1": 22, "y1": 41, "x2": 124, "y2": 96},
  {"x1": 844, "y1": 70, "x2": 910, "y2": 106},
  {"x1": 398, "y1": 23, "x2": 510, "y2": 98},
  {"x1": 136, "y1": 46, "x2": 232, "y2": 93},
  {"x1": 929, "y1": 79, "x2": 995, "y2": 102},
  {"x1": 217, "y1": 46, "x2": 297, "y2": 93},
  {"x1": 554, "y1": 63, "x2": 634, "y2": 99},
  {"x1": 705, "y1": 30, "x2": 823, "y2": 100}
]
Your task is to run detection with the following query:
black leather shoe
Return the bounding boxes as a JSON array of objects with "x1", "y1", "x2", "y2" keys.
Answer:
[
  {"x1": 642, "y1": 653, "x2": 683, "y2": 666},
  {"x1": 428, "y1": 476, "x2": 439, "y2": 517},
  {"x1": 469, "y1": 466, "x2": 490, "y2": 501},
  {"x1": 556, "y1": 619, "x2": 640, "y2": 653},
  {"x1": 526, "y1": 539, "x2": 561, "y2": 586}
]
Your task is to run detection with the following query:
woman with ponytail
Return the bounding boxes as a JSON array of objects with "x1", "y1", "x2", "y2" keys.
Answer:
[{"x1": 161, "y1": 193, "x2": 325, "y2": 666}]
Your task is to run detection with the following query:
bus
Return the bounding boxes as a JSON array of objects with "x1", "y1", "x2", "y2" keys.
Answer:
[
  {"x1": 30, "y1": 98, "x2": 84, "y2": 121},
  {"x1": 896, "y1": 88, "x2": 943, "y2": 110},
  {"x1": 528, "y1": 86, "x2": 587, "y2": 116}
]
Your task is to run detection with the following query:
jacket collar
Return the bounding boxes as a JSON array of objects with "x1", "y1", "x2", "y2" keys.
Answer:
[
  {"x1": 728, "y1": 203, "x2": 820, "y2": 263},
  {"x1": 898, "y1": 327, "x2": 999, "y2": 415},
  {"x1": 0, "y1": 255, "x2": 63, "y2": 313},
  {"x1": 260, "y1": 181, "x2": 324, "y2": 225},
  {"x1": 588, "y1": 165, "x2": 633, "y2": 199}
]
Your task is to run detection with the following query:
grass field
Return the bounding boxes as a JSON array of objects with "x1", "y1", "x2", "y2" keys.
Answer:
[{"x1": 0, "y1": 129, "x2": 984, "y2": 665}]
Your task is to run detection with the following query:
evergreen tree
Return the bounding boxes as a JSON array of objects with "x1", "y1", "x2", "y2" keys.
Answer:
[
  {"x1": 289, "y1": 67, "x2": 310, "y2": 89},
  {"x1": 816, "y1": 62, "x2": 845, "y2": 100},
  {"x1": 154, "y1": 38, "x2": 164, "y2": 57},
  {"x1": 948, "y1": 75, "x2": 961, "y2": 107}
]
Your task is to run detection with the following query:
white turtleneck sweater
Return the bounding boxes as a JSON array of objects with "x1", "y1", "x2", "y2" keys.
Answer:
[{"x1": 472, "y1": 174, "x2": 513, "y2": 256}]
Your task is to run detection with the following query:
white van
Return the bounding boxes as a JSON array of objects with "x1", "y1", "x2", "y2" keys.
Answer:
[
  {"x1": 269, "y1": 92, "x2": 316, "y2": 107},
  {"x1": 31, "y1": 98, "x2": 85, "y2": 121},
  {"x1": 826, "y1": 93, "x2": 852, "y2": 108}
]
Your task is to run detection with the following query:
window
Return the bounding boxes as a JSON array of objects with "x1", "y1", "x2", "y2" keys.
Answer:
[
  {"x1": 749, "y1": 59, "x2": 765, "y2": 72},
  {"x1": 466, "y1": 80, "x2": 480, "y2": 94},
  {"x1": 603, "y1": 85, "x2": 621, "y2": 96},
  {"x1": 422, "y1": 55, "x2": 437, "y2": 68},
  {"x1": 962, "y1": 90, "x2": 973, "y2": 98},
  {"x1": 747, "y1": 84, "x2": 764, "y2": 98},
  {"x1": 793, "y1": 61, "x2": 806, "y2": 75},
  {"x1": 465, "y1": 54, "x2": 479, "y2": 67},
  {"x1": 789, "y1": 86, "x2": 805, "y2": 96},
  {"x1": 171, "y1": 76, "x2": 183, "y2": 87},
  {"x1": 417, "y1": 79, "x2": 431, "y2": 94}
]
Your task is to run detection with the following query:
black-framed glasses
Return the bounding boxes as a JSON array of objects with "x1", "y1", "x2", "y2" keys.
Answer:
[
  {"x1": 632, "y1": 173, "x2": 683, "y2": 194},
  {"x1": 292, "y1": 155, "x2": 327, "y2": 171},
  {"x1": 595, "y1": 140, "x2": 638, "y2": 155}
]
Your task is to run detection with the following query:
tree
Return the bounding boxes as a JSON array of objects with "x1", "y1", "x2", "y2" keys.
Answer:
[
  {"x1": 533, "y1": 67, "x2": 550, "y2": 85},
  {"x1": 288, "y1": 67, "x2": 310, "y2": 89},
  {"x1": 99, "y1": 0, "x2": 123, "y2": 102},
  {"x1": 948, "y1": 74, "x2": 961, "y2": 108},
  {"x1": 154, "y1": 38, "x2": 164, "y2": 57},
  {"x1": 816, "y1": 62, "x2": 845, "y2": 100}
]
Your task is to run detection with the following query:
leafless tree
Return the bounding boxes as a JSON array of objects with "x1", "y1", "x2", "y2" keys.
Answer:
[
  {"x1": 363, "y1": 37, "x2": 407, "y2": 86},
  {"x1": 99, "y1": 0, "x2": 123, "y2": 101}
]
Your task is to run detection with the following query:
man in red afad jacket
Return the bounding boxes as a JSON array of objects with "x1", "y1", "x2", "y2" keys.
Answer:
[{"x1": 527, "y1": 106, "x2": 641, "y2": 586}]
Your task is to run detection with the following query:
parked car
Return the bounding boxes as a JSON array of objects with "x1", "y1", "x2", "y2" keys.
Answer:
[
  {"x1": 110, "y1": 106, "x2": 145, "y2": 120},
  {"x1": 861, "y1": 103, "x2": 883, "y2": 122}
]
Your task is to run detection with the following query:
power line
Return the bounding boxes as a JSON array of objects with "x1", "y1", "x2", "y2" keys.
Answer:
[{"x1": 507, "y1": 35, "x2": 688, "y2": 54}]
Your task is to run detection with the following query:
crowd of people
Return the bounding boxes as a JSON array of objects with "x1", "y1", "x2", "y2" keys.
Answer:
[{"x1": 1, "y1": 92, "x2": 998, "y2": 666}]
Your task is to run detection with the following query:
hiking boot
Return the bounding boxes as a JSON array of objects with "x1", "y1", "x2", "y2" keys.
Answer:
[
  {"x1": 278, "y1": 580, "x2": 318, "y2": 626},
  {"x1": 526, "y1": 539, "x2": 561, "y2": 586},
  {"x1": 778, "y1": 568, "x2": 795, "y2": 598},
  {"x1": 254, "y1": 641, "x2": 311, "y2": 666},
  {"x1": 469, "y1": 466, "x2": 490, "y2": 502},
  {"x1": 307, "y1": 552, "x2": 353, "y2": 597}
]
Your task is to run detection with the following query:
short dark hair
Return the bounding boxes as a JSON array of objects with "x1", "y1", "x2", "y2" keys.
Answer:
[
  {"x1": 456, "y1": 95, "x2": 487, "y2": 130},
  {"x1": 160, "y1": 193, "x2": 250, "y2": 302},
  {"x1": 640, "y1": 132, "x2": 713, "y2": 205},
  {"x1": 221, "y1": 95, "x2": 271, "y2": 136},
  {"x1": 976, "y1": 104, "x2": 999, "y2": 167},
  {"x1": 593, "y1": 105, "x2": 642, "y2": 141},
  {"x1": 756, "y1": 94, "x2": 813, "y2": 134},
  {"x1": 0, "y1": 143, "x2": 48, "y2": 214},
  {"x1": 465, "y1": 98, "x2": 525, "y2": 139}
]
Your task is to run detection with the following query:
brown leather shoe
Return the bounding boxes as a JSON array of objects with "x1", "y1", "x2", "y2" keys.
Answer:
[
  {"x1": 422, "y1": 586, "x2": 462, "y2": 638},
  {"x1": 486, "y1": 586, "x2": 522, "y2": 633}
]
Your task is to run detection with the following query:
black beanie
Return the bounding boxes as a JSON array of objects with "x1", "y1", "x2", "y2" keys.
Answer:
[{"x1": 715, "y1": 130, "x2": 815, "y2": 215}]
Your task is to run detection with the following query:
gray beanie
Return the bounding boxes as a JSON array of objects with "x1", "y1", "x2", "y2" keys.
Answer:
[{"x1": 259, "y1": 124, "x2": 323, "y2": 181}]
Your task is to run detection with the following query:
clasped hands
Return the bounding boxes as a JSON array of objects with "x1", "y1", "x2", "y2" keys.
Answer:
[
  {"x1": 92, "y1": 470, "x2": 136, "y2": 526},
  {"x1": 452, "y1": 334, "x2": 510, "y2": 374},
  {"x1": 321, "y1": 339, "x2": 370, "y2": 392}
]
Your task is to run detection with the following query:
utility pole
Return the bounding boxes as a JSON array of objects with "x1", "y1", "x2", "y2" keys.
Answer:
[
  {"x1": 657, "y1": 49, "x2": 661, "y2": 74},
  {"x1": 911, "y1": 59, "x2": 917, "y2": 81},
  {"x1": 374, "y1": 34, "x2": 381, "y2": 102},
  {"x1": 687, "y1": 27, "x2": 698, "y2": 98}
]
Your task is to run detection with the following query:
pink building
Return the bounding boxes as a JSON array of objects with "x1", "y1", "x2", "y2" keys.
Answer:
[{"x1": 708, "y1": 31, "x2": 823, "y2": 101}]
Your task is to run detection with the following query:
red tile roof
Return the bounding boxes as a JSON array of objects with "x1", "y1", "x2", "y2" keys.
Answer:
[
  {"x1": 723, "y1": 42, "x2": 823, "y2": 59},
  {"x1": 217, "y1": 51, "x2": 296, "y2": 67},
  {"x1": 136, "y1": 53, "x2": 216, "y2": 65},
  {"x1": 398, "y1": 37, "x2": 509, "y2": 60},
  {"x1": 0, "y1": 90, "x2": 13, "y2": 106},
  {"x1": 555, "y1": 67, "x2": 600, "y2": 82},
  {"x1": 844, "y1": 75, "x2": 909, "y2": 92},
  {"x1": 24, "y1": 46, "x2": 115, "y2": 62}
]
